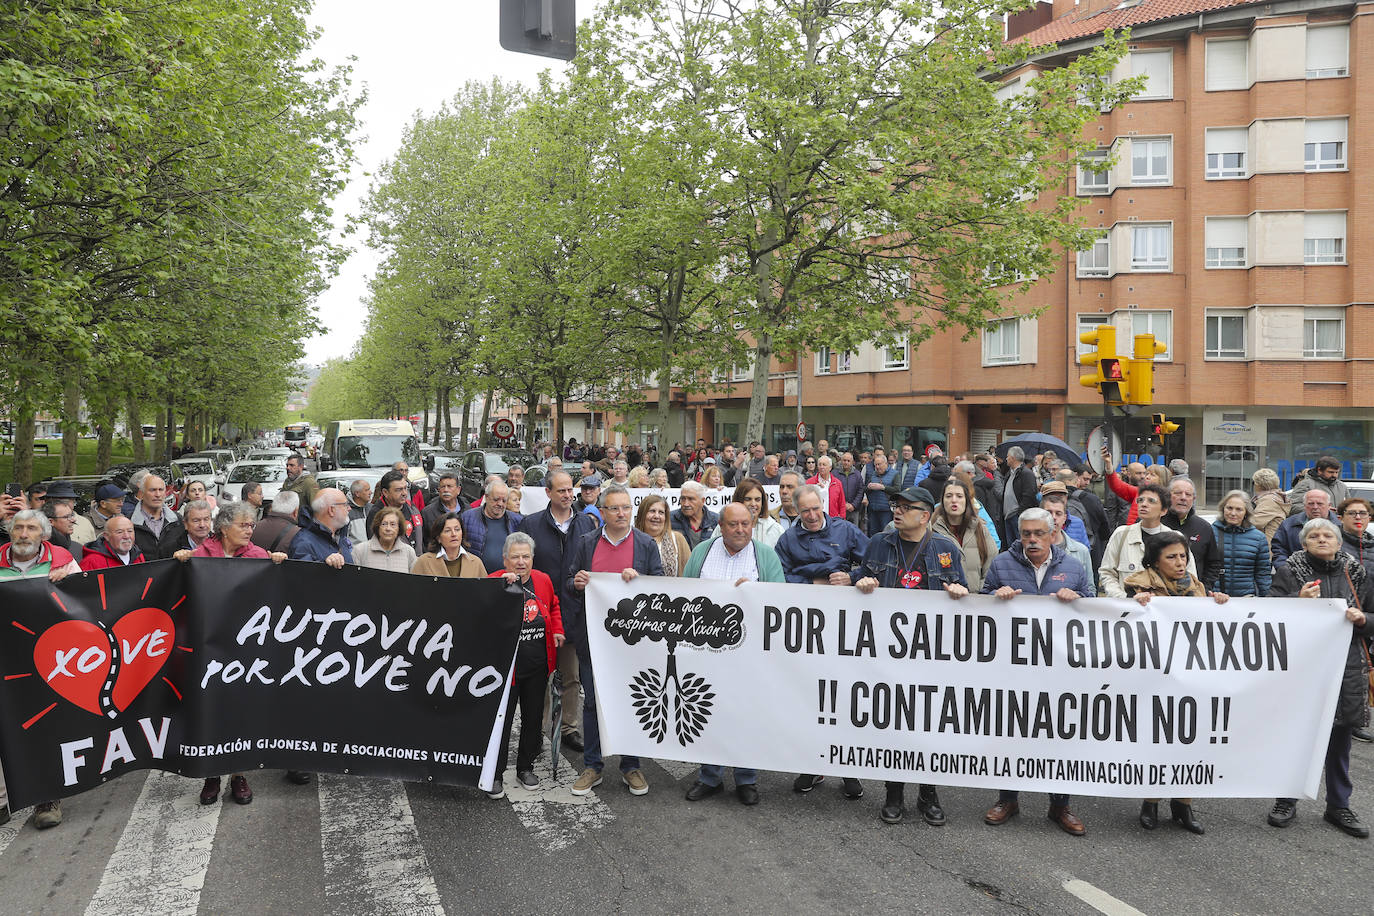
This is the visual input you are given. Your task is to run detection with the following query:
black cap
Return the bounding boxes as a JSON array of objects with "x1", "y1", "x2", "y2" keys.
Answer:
[
  {"x1": 43, "y1": 481, "x2": 79, "y2": 500},
  {"x1": 893, "y1": 485, "x2": 935, "y2": 509}
]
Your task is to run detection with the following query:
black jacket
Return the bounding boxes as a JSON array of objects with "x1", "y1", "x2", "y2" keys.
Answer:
[
  {"x1": 1163, "y1": 508, "x2": 1223, "y2": 589},
  {"x1": 129, "y1": 507, "x2": 186, "y2": 560},
  {"x1": 516, "y1": 507, "x2": 600, "y2": 601}
]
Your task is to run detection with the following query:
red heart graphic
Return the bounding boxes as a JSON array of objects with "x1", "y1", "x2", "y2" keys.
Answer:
[
  {"x1": 110, "y1": 607, "x2": 175, "y2": 712},
  {"x1": 34, "y1": 620, "x2": 112, "y2": 716},
  {"x1": 33, "y1": 607, "x2": 176, "y2": 717}
]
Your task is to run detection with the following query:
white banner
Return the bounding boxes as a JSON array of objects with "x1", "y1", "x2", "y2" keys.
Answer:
[
  {"x1": 585, "y1": 575, "x2": 1348, "y2": 798},
  {"x1": 520, "y1": 485, "x2": 780, "y2": 517}
]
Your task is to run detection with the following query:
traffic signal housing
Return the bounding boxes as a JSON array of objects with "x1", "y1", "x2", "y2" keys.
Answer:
[
  {"x1": 1128, "y1": 334, "x2": 1168, "y2": 405},
  {"x1": 1151, "y1": 413, "x2": 1180, "y2": 446},
  {"x1": 500, "y1": 0, "x2": 577, "y2": 60},
  {"x1": 1079, "y1": 325, "x2": 1128, "y2": 404}
]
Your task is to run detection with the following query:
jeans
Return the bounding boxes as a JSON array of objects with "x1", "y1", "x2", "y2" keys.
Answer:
[
  {"x1": 573, "y1": 620, "x2": 641, "y2": 774},
  {"x1": 1280, "y1": 724, "x2": 1353, "y2": 810},
  {"x1": 496, "y1": 670, "x2": 549, "y2": 774},
  {"x1": 697, "y1": 764, "x2": 757, "y2": 787},
  {"x1": 867, "y1": 509, "x2": 892, "y2": 537},
  {"x1": 999, "y1": 789, "x2": 1070, "y2": 808}
]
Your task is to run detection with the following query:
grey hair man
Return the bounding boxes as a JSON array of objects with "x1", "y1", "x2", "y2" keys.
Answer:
[{"x1": 251, "y1": 488, "x2": 302, "y2": 555}]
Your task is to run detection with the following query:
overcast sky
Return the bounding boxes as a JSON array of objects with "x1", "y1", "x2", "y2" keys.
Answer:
[{"x1": 302, "y1": 1, "x2": 582, "y2": 363}]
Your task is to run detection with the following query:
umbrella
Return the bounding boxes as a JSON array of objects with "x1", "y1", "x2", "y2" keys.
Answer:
[
  {"x1": 994, "y1": 433, "x2": 1087, "y2": 472},
  {"x1": 547, "y1": 670, "x2": 563, "y2": 781}
]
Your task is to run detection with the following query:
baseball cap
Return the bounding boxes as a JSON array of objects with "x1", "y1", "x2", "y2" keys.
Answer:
[
  {"x1": 96, "y1": 483, "x2": 125, "y2": 501},
  {"x1": 893, "y1": 486, "x2": 935, "y2": 509},
  {"x1": 703, "y1": 457, "x2": 716, "y2": 465}
]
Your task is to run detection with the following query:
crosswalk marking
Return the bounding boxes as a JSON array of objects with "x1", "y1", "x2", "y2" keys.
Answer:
[
  {"x1": 0, "y1": 805, "x2": 33, "y2": 859},
  {"x1": 84, "y1": 771, "x2": 222, "y2": 916},
  {"x1": 318, "y1": 774, "x2": 445, "y2": 916},
  {"x1": 655, "y1": 758, "x2": 699, "y2": 781}
]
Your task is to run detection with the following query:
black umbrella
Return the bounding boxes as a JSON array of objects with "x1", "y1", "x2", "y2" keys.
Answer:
[{"x1": 994, "y1": 433, "x2": 1086, "y2": 472}]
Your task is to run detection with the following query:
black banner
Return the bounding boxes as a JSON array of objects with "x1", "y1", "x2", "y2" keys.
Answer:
[{"x1": 0, "y1": 559, "x2": 520, "y2": 808}]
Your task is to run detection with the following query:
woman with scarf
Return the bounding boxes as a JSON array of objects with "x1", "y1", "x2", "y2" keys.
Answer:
[{"x1": 1266, "y1": 517, "x2": 1374, "y2": 838}]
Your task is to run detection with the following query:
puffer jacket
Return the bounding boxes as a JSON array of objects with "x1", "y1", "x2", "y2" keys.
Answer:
[
  {"x1": 1211, "y1": 520, "x2": 1271, "y2": 597},
  {"x1": 981, "y1": 541, "x2": 1095, "y2": 597},
  {"x1": 1270, "y1": 552, "x2": 1374, "y2": 728}
]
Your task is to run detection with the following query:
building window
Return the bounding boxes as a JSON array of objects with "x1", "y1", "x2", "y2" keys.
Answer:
[
  {"x1": 1077, "y1": 235, "x2": 1109, "y2": 277},
  {"x1": 1078, "y1": 149, "x2": 1109, "y2": 194},
  {"x1": 1076, "y1": 313, "x2": 1110, "y2": 359},
  {"x1": 1130, "y1": 50, "x2": 1173, "y2": 100},
  {"x1": 1304, "y1": 212, "x2": 1346, "y2": 264},
  {"x1": 1204, "y1": 217, "x2": 1247, "y2": 268},
  {"x1": 815, "y1": 346, "x2": 833, "y2": 375},
  {"x1": 1205, "y1": 127, "x2": 1247, "y2": 179},
  {"x1": 1305, "y1": 119, "x2": 1347, "y2": 171},
  {"x1": 1303, "y1": 315, "x2": 1344, "y2": 358},
  {"x1": 1131, "y1": 310, "x2": 1171, "y2": 359},
  {"x1": 882, "y1": 335, "x2": 909, "y2": 370},
  {"x1": 836, "y1": 350, "x2": 853, "y2": 373},
  {"x1": 1130, "y1": 224, "x2": 1171, "y2": 272},
  {"x1": 1205, "y1": 311, "x2": 1246, "y2": 359},
  {"x1": 983, "y1": 319, "x2": 1020, "y2": 365},
  {"x1": 1306, "y1": 25, "x2": 1349, "y2": 78},
  {"x1": 1205, "y1": 39, "x2": 1248, "y2": 91},
  {"x1": 1131, "y1": 138, "x2": 1171, "y2": 185}
]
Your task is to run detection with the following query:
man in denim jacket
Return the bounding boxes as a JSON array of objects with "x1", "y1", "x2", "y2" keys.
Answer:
[{"x1": 854, "y1": 486, "x2": 969, "y2": 827}]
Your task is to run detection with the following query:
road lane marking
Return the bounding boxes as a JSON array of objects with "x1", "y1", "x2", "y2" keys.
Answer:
[
  {"x1": 654, "y1": 758, "x2": 698, "y2": 780},
  {"x1": 502, "y1": 720, "x2": 615, "y2": 852},
  {"x1": 0, "y1": 806, "x2": 33, "y2": 858},
  {"x1": 85, "y1": 772, "x2": 221, "y2": 916},
  {"x1": 1062, "y1": 878, "x2": 1150, "y2": 916},
  {"x1": 318, "y1": 774, "x2": 444, "y2": 916}
]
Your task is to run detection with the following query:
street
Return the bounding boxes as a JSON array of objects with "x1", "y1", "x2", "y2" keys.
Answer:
[{"x1": 1, "y1": 731, "x2": 1368, "y2": 915}]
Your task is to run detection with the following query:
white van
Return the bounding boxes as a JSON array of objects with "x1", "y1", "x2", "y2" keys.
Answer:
[{"x1": 320, "y1": 419, "x2": 426, "y2": 487}]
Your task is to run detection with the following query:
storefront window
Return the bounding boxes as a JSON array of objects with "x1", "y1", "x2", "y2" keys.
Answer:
[
  {"x1": 891, "y1": 426, "x2": 947, "y2": 456},
  {"x1": 714, "y1": 423, "x2": 740, "y2": 447},
  {"x1": 770, "y1": 425, "x2": 799, "y2": 455},
  {"x1": 1204, "y1": 445, "x2": 1258, "y2": 505},
  {"x1": 1267, "y1": 419, "x2": 1371, "y2": 488},
  {"x1": 825, "y1": 425, "x2": 885, "y2": 455}
]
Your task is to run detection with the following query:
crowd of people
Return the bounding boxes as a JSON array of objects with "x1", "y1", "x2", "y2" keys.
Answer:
[{"x1": 1, "y1": 434, "x2": 1368, "y2": 842}]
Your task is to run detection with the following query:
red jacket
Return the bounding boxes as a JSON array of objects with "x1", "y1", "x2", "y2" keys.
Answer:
[
  {"x1": 806, "y1": 474, "x2": 847, "y2": 518},
  {"x1": 486, "y1": 568, "x2": 564, "y2": 674},
  {"x1": 79, "y1": 538, "x2": 146, "y2": 571},
  {"x1": 1106, "y1": 472, "x2": 1140, "y2": 525}
]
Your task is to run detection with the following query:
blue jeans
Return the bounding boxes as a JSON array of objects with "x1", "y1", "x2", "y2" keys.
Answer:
[
  {"x1": 572, "y1": 617, "x2": 641, "y2": 774},
  {"x1": 867, "y1": 508, "x2": 892, "y2": 536},
  {"x1": 697, "y1": 764, "x2": 757, "y2": 787}
]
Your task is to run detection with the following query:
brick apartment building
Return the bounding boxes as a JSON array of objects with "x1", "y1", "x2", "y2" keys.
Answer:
[{"x1": 539, "y1": 0, "x2": 1372, "y2": 504}]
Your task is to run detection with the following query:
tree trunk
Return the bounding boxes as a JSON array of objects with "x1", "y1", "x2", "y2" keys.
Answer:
[
  {"x1": 182, "y1": 407, "x2": 195, "y2": 452},
  {"x1": 554, "y1": 392, "x2": 565, "y2": 449},
  {"x1": 478, "y1": 388, "x2": 494, "y2": 447},
  {"x1": 525, "y1": 387, "x2": 538, "y2": 449},
  {"x1": 440, "y1": 387, "x2": 452, "y2": 449},
  {"x1": 94, "y1": 391, "x2": 115, "y2": 472},
  {"x1": 13, "y1": 404, "x2": 36, "y2": 487},
  {"x1": 164, "y1": 403, "x2": 176, "y2": 459},
  {"x1": 127, "y1": 395, "x2": 146, "y2": 462},
  {"x1": 745, "y1": 236, "x2": 778, "y2": 447},
  {"x1": 60, "y1": 376, "x2": 81, "y2": 476},
  {"x1": 459, "y1": 391, "x2": 471, "y2": 451},
  {"x1": 421, "y1": 397, "x2": 430, "y2": 443}
]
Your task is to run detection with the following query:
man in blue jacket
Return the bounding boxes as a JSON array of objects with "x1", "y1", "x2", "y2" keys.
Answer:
[
  {"x1": 460, "y1": 478, "x2": 522, "y2": 574},
  {"x1": 980, "y1": 507, "x2": 1092, "y2": 837},
  {"x1": 854, "y1": 486, "x2": 969, "y2": 826},
  {"x1": 564, "y1": 484, "x2": 665, "y2": 799},
  {"x1": 288, "y1": 490, "x2": 354, "y2": 568},
  {"x1": 517, "y1": 470, "x2": 599, "y2": 752}
]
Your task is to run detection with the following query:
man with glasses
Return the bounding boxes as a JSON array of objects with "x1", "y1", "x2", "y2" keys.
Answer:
[
  {"x1": 1288, "y1": 455, "x2": 1350, "y2": 515},
  {"x1": 979, "y1": 507, "x2": 1093, "y2": 836},
  {"x1": 565, "y1": 485, "x2": 664, "y2": 798},
  {"x1": 855, "y1": 486, "x2": 968, "y2": 827},
  {"x1": 42, "y1": 502, "x2": 85, "y2": 559},
  {"x1": 289, "y1": 490, "x2": 354, "y2": 568}
]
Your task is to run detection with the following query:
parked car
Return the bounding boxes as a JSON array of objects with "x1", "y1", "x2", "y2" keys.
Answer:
[
  {"x1": 426, "y1": 452, "x2": 465, "y2": 491},
  {"x1": 171, "y1": 456, "x2": 221, "y2": 500},
  {"x1": 219, "y1": 460, "x2": 289, "y2": 506},
  {"x1": 456, "y1": 449, "x2": 537, "y2": 504},
  {"x1": 316, "y1": 469, "x2": 389, "y2": 504},
  {"x1": 245, "y1": 447, "x2": 294, "y2": 463}
]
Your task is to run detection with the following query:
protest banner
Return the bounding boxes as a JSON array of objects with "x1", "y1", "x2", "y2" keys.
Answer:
[
  {"x1": 585, "y1": 575, "x2": 1348, "y2": 798},
  {"x1": 0, "y1": 560, "x2": 520, "y2": 808},
  {"x1": 520, "y1": 485, "x2": 779, "y2": 517}
]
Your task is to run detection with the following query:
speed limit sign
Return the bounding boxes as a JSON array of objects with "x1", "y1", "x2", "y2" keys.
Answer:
[
  {"x1": 492, "y1": 418, "x2": 515, "y2": 440},
  {"x1": 796, "y1": 421, "x2": 808, "y2": 442}
]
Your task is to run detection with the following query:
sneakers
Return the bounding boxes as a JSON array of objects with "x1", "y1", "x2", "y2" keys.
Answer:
[
  {"x1": 570, "y1": 768, "x2": 603, "y2": 796},
  {"x1": 793, "y1": 774, "x2": 824, "y2": 793},
  {"x1": 517, "y1": 770, "x2": 539, "y2": 790},
  {"x1": 34, "y1": 800, "x2": 62, "y2": 829},
  {"x1": 230, "y1": 774, "x2": 253, "y2": 805},
  {"x1": 200, "y1": 777, "x2": 222, "y2": 805},
  {"x1": 841, "y1": 778, "x2": 864, "y2": 799},
  {"x1": 1352, "y1": 727, "x2": 1373, "y2": 743},
  {"x1": 1268, "y1": 800, "x2": 1297, "y2": 828},
  {"x1": 486, "y1": 777, "x2": 506, "y2": 800},
  {"x1": 622, "y1": 769, "x2": 649, "y2": 796},
  {"x1": 1324, "y1": 807, "x2": 1370, "y2": 838}
]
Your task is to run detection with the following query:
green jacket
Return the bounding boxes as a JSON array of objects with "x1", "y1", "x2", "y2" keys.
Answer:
[{"x1": 682, "y1": 535, "x2": 786, "y2": 583}]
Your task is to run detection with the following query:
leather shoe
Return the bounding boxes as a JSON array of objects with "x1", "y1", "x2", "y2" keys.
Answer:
[
  {"x1": 230, "y1": 774, "x2": 253, "y2": 805},
  {"x1": 685, "y1": 781, "x2": 723, "y2": 802},
  {"x1": 1268, "y1": 799, "x2": 1296, "y2": 828},
  {"x1": 1352, "y1": 727, "x2": 1373, "y2": 743},
  {"x1": 984, "y1": 800, "x2": 1019, "y2": 825},
  {"x1": 736, "y1": 783, "x2": 760, "y2": 806},
  {"x1": 1170, "y1": 800, "x2": 1204, "y2": 835},
  {"x1": 561, "y1": 732, "x2": 584, "y2": 753},
  {"x1": 285, "y1": 770, "x2": 312, "y2": 785},
  {"x1": 1324, "y1": 807, "x2": 1370, "y2": 838},
  {"x1": 916, "y1": 787, "x2": 946, "y2": 826},
  {"x1": 1049, "y1": 805, "x2": 1086, "y2": 836},
  {"x1": 1139, "y1": 801, "x2": 1158, "y2": 830},
  {"x1": 881, "y1": 786, "x2": 904, "y2": 825},
  {"x1": 200, "y1": 777, "x2": 221, "y2": 805}
]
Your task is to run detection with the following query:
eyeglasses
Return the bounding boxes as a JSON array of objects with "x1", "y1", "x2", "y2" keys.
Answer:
[
  {"x1": 1344, "y1": 510, "x2": 1370, "y2": 518},
  {"x1": 235, "y1": 521, "x2": 257, "y2": 530}
]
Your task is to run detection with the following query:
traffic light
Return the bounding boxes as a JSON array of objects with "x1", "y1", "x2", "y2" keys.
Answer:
[
  {"x1": 1128, "y1": 334, "x2": 1168, "y2": 405},
  {"x1": 500, "y1": 0, "x2": 577, "y2": 60},
  {"x1": 1079, "y1": 325, "x2": 1128, "y2": 404},
  {"x1": 1151, "y1": 413, "x2": 1180, "y2": 445}
]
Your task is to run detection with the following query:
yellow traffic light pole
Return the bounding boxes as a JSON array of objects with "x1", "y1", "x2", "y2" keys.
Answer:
[{"x1": 1079, "y1": 329, "x2": 1171, "y2": 467}]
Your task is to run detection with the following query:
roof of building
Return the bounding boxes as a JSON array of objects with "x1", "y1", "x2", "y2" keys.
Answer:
[{"x1": 1011, "y1": 0, "x2": 1254, "y2": 47}]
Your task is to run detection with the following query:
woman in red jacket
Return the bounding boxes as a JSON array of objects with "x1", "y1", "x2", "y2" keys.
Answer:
[{"x1": 487, "y1": 530, "x2": 565, "y2": 798}]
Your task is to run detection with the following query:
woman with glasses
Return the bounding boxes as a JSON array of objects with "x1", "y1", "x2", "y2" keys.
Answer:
[
  {"x1": 1210, "y1": 489, "x2": 1272, "y2": 597},
  {"x1": 186, "y1": 502, "x2": 287, "y2": 806},
  {"x1": 355, "y1": 506, "x2": 417, "y2": 573},
  {"x1": 1099, "y1": 483, "x2": 1195, "y2": 599},
  {"x1": 1337, "y1": 497, "x2": 1374, "y2": 576}
]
